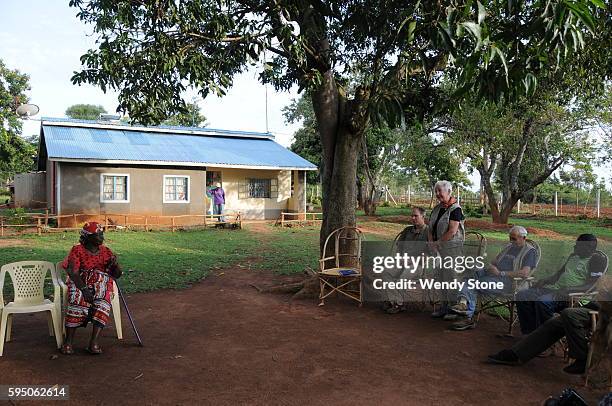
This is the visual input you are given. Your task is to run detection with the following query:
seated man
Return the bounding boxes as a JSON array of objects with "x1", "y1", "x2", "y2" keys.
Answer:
[
  {"x1": 487, "y1": 305, "x2": 597, "y2": 374},
  {"x1": 488, "y1": 274, "x2": 610, "y2": 375},
  {"x1": 516, "y1": 234, "x2": 599, "y2": 335},
  {"x1": 382, "y1": 206, "x2": 429, "y2": 314},
  {"x1": 449, "y1": 225, "x2": 537, "y2": 330}
]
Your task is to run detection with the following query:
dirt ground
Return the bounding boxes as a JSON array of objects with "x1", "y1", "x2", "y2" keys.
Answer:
[{"x1": 1, "y1": 266, "x2": 608, "y2": 406}]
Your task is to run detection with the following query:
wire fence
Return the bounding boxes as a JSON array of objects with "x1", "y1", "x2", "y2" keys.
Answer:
[{"x1": 306, "y1": 183, "x2": 612, "y2": 219}]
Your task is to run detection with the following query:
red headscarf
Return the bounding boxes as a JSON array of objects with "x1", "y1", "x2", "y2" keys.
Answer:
[{"x1": 81, "y1": 221, "x2": 103, "y2": 237}]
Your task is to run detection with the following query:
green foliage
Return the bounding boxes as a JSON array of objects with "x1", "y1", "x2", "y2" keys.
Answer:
[
  {"x1": 65, "y1": 104, "x2": 107, "y2": 120},
  {"x1": 161, "y1": 102, "x2": 208, "y2": 127},
  {"x1": 397, "y1": 120, "x2": 471, "y2": 192},
  {"x1": 285, "y1": 96, "x2": 320, "y2": 183},
  {"x1": 0, "y1": 59, "x2": 36, "y2": 181},
  {"x1": 68, "y1": 0, "x2": 603, "y2": 125}
]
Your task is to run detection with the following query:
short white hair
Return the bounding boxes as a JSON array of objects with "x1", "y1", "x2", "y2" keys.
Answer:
[
  {"x1": 434, "y1": 180, "x2": 452, "y2": 194},
  {"x1": 509, "y1": 225, "x2": 528, "y2": 237}
]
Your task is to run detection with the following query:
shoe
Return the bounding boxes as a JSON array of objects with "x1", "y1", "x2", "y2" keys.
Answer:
[
  {"x1": 443, "y1": 313, "x2": 458, "y2": 321},
  {"x1": 431, "y1": 310, "x2": 447, "y2": 318},
  {"x1": 385, "y1": 304, "x2": 405, "y2": 314},
  {"x1": 563, "y1": 359, "x2": 586, "y2": 375},
  {"x1": 449, "y1": 318, "x2": 476, "y2": 331},
  {"x1": 487, "y1": 349, "x2": 520, "y2": 366},
  {"x1": 450, "y1": 301, "x2": 470, "y2": 316}
]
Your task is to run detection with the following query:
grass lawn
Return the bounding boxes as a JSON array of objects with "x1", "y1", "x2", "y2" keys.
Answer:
[
  {"x1": 1, "y1": 209, "x2": 610, "y2": 298},
  {"x1": 0, "y1": 229, "x2": 261, "y2": 294}
]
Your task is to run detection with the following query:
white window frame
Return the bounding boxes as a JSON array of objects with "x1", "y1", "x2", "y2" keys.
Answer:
[
  {"x1": 100, "y1": 173, "x2": 130, "y2": 203},
  {"x1": 163, "y1": 175, "x2": 191, "y2": 204}
]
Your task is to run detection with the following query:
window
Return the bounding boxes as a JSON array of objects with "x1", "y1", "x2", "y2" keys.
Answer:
[
  {"x1": 100, "y1": 174, "x2": 129, "y2": 203},
  {"x1": 239, "y1": 178, "x2": 278, "y2": 199},
  {"x1": 163, "y1": 175, "x2": 190, "y2": 203}
]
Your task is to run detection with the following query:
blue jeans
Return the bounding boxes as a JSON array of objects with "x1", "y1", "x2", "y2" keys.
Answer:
[
  {"x1": 213, "y1": 203, "x2": 224, "y2": 222},
  {"x1": 457, "y1": 268, "x2": 513, "y2": 318},
  {"x1": 515, "y1": 287, "x2": 568, "y2": 335}
]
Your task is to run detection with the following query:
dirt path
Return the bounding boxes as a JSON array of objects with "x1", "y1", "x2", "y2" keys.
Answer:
[{"x1": 1, "y1": 266, "x2": 606, "y2": 405}]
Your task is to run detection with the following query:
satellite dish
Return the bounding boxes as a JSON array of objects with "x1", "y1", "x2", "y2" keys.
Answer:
[{"x1": 15, "y1": 103, "x2": 40, "y2": 118}]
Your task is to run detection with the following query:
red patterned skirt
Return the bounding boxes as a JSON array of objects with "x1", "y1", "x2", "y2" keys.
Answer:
[{"x1": 65, "y1": 269, "x2": 114, "y2": 328}]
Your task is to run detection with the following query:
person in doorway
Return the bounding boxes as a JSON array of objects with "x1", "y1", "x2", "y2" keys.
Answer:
[{"x1": 210, "y1": 182, "x2": 225, "y2": 222}]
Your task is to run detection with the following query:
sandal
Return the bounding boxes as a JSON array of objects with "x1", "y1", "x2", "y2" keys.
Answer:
[
  {"x1": 60, "y1": 343, "x2": 74, "y2": 355},
  {"x1": 86, "y1": 344, "x2": 103, "y2": 355}
]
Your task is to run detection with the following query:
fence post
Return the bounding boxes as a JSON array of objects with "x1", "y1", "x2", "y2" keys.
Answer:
[
  {"x1": 44, "y1": 209, "x2": 49, "y2": 226},
  {"x1": 554, "y1": 192, "x2": 558, "y2": 216},
  {"x1": 596, "y1": 188, "x2": 601, "y2": 219},
  {"x1": 144, "y1": 216, "x2": 148, "y2": 232},
  {"x1": 517, "y1": 199, "x2": 521, "y2": 214},
  {"x1": 73, "y1": 213, "x2": 77, "y2": 227},
  {"x1": 171, "y1": 217, "x2": 176, "y2": 232},
  {"x1": 408, "y1": 185, "x2": 411, "y2": 204},
  {"x1": 37, "y1": 217, "x2": 41, "y2": 236}
]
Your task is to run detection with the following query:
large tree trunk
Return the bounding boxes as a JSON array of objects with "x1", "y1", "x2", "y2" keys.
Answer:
[
  {"x1": 311, "y1": 71, "x2": 367, "y2": 252},
  {"x1": 497, "y1": 195, "x2": 520, "y2": 224}
]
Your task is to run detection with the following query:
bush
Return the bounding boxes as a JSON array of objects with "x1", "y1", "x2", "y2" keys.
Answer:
[
  {"x1": 380, "y1": 200, "x2": 391, "y2": 207},
  {"x1": 463, "y1": 205, "x2": 484, "y2": 218}
]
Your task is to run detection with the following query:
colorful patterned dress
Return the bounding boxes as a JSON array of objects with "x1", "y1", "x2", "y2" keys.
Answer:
[{"x1": 61, "y1": 244, "x2": 115, "y2": 328}]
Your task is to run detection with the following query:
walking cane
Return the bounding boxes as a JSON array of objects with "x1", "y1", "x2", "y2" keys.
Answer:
[{"x1": 115, "y1": 279, "x2": 144, "y2": 347}]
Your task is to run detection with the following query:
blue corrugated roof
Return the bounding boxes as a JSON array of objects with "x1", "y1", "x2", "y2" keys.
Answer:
[
  {"x1": 41, "y1": 117, "x2": 275, "y2": 139},
  {"x1": 41, "y1": 119, "x2": 317, "y2": 170}
]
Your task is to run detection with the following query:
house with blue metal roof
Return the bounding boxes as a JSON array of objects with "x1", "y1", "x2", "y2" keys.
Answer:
[{"x1": 37, "y1": 118, "x2": 316, "y2": 224}]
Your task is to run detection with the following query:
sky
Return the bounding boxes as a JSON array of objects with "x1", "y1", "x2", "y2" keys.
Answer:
[
  {"x1": 0, "y1": 1, "x2": 300, "y2": 146},
  {"x1": 1, "y1": 1, "x2": 609, "y2": 191}
]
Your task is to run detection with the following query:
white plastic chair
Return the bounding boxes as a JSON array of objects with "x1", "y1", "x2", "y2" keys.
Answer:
[
  {"x1": 0, "y1": 261, "x2": 63, "y2": 356},
  {"x1": 56, "y1": 262, "x2": 123, "y2": 340}
]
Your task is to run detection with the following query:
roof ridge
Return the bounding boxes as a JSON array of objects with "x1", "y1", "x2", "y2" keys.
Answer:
[{"x1": 41, "y1": 117, "x2": 275, "y2": 140}]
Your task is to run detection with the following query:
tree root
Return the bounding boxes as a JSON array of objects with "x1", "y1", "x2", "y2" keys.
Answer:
[{"x1": 250, "y1": 268, "x2": 319, "y2": 300}]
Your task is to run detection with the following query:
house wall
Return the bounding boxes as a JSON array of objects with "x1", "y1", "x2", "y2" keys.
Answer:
[
  {"x1": 206, "y1": 167, "x2": 292, "y2": 220},
  {"x1": 57, "y1": 163, "x2": 300, "y2": 221},
  {"x1": 59, "y1": 163, "x2": 206, "y2": 217}
]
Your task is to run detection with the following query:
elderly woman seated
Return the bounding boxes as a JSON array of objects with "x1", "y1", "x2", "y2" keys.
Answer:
[
  {"x1": 448, "y1": 225, "x2": 538, "y2": 331},
  {"x1": 60, "y1": 222, "x2": 122, "y2": 355}
]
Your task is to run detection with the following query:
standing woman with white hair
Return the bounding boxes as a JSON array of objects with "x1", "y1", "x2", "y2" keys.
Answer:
[{"x1": 428, "y1": 180, "x2": 465, "y2": 320}]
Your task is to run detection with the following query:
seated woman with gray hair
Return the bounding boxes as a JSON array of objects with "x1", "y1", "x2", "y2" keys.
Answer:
[
  {"x1": 428, "y1": 180, "x2": 465, "y2": 320},
  {"x1": 448, "y1": 225, "x2": 538, "y2": 331}
]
